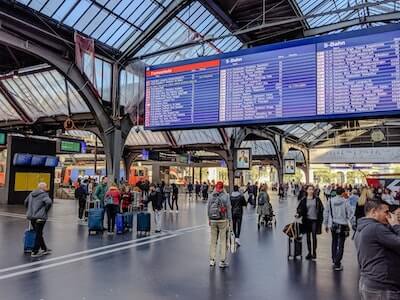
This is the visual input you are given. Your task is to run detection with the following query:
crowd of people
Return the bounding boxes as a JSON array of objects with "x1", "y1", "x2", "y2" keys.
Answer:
[{"x1": 23, "y1": 177, "x2": 400, "y2": 298}]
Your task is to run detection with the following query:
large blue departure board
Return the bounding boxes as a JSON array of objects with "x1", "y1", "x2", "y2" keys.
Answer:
[{"x1": 145, "y1": 25, "x2": 400, "y2": 130}]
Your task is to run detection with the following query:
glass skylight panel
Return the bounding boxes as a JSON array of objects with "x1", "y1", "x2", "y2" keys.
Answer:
[
  {"x1": 16, "y1": 0, "x2": 171, "y2": 50},
  {"x1": 0, "y1": 92, "x2": 21, "y2": 121}
]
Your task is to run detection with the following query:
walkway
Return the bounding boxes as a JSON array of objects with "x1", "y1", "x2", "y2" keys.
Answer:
[{"x1": 0, "y1": 193, "x2": 360, "y2": 300}]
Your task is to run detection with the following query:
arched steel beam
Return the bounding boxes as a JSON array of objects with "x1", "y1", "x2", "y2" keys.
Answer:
[{"x1": 0, "y1": 26, "x2": 113, "y2": 133}]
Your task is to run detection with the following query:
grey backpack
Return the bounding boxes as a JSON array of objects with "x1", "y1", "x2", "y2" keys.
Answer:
[{"x1": 208, "y1": 193, "x2": 227, "y2": 220}]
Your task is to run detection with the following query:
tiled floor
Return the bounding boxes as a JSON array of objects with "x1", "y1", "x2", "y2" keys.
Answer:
[{"x1": 0, "y1": 193, "x2": 360, "y2": 300}]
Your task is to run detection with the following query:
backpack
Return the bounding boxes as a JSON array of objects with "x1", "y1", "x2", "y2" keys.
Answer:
[
  {"x1": 104, "y1": 194, "x2": 114, "y2": 205},
  {"x1": 208, "y1": 193, "x2": 227, "y2": 220},
  {"x1": 258, "y1": 193, "x2": 267, "y2": 205},
  {"x1": 231, "y1": 195, "x2": 243, "y2": 217}
]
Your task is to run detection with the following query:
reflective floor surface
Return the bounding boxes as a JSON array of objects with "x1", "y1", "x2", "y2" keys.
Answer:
[{"x1": 0, "y1": 193, "x2": 359, "y2": 300}]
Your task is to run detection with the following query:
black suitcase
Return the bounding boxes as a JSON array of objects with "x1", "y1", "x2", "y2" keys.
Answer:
[
  {"x1": 288, "y1": 237, "x2": 302, "y2": 260},
  {"x1": 287, "y1": 221, "x2": 302, "y2": 260}
]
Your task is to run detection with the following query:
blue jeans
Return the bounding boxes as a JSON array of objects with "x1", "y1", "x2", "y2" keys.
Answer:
[{"x1": 359, "y1": 278, "x2": 400, "y2": 300}]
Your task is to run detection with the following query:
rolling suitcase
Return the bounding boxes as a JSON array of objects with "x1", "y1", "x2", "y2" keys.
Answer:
[
  {"x1": 137, "y1": 211, "x2": 151, "y2": 236},
  {"x1": 84, "y1": 198, "x2": 95, "y2": 221},
  {"x1": 88, "y1": 200, "x2": 104, "y2": 235},
  {"x1": 23, "y1": 223, "x2": 36, "y2": 253},
  {"x1": 287, "y1": 222, "x2": 302, "y2": 260},
  {"x1": 116, "y1": 213, "x2": 125, "y2": 234},
  {"x1": 124, "y1": 205, "x2": 134, "y2": 232}
]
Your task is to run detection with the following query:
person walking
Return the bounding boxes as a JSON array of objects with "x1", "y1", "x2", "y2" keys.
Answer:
[
  {"x1": 75, "y1": 180, "x2": 88, "y2": 222},
  {"x1": 163, "y1": 183, "x2": 171, "y2": 211},
  {"x1": 257, "y1": 185, "x2": 270, "y2": 228},
  {"x1": 25, "y1": 182, "x2": 53, "y2": 258},
  {"x1": 187, "y1": 182, "x2": 194, "y2": 200},
  {"x1": 104, "y1": 183, "x2": 120, "y2": 235},
  {"x1": 296, "y1": 185, "x2": 324, "y2": 260},
  {"x1": 355, "y1": 199, "x2": 400, "y2": 299},
  {"x1": 148, "y1": 184, "x2": 164, "y2": 233},
  {"x1": 195, "y1": 181, "x2": 201, "y2": 200},
  {"x1": 230, "y1": 185, "x2": 247, "y2": 246},
  {"x1": 323, "y1": 187, "x2": 352, "y2": 271},
  {"x1": 202, "y1": 182, "x2": 209, "y2": 201},
  {"x1": 208, "y1": 181, "x2": 232, "y2": 268},
  {"x1": 170, "y1": 183, "x2": 179, "y2": 212},
  {"x1": 94, "y1": 176, "x2": 108, "y2": 207}
]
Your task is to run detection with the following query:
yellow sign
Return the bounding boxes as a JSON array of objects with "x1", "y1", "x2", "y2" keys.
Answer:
[{"x1": 15, "y1": 172, "x2": 51, "y2": 192}]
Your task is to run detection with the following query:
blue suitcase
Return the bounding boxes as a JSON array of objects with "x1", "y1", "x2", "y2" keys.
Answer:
[
  {"x1": 88, "y1": 201, "x2": 104, "y2": 234},
  {"x1": 24, "y1": 226, "x2": 36, "y2": 253},
  {"x1": 124, "y1": 205, "x2": 134, "y2": 232},
  {"x1": 116, "y1": 213, "x2": 125, "y2": 234},
  {"x1": 137, "y1": 212, "x2": 151, "y2": 236}
]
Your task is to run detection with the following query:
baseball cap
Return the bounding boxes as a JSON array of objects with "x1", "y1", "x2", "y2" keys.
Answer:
[{"x1": 216, "y1": 181, "x2": 224, "y2": 192}]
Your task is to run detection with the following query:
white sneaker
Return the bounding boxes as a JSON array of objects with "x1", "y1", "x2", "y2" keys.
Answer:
[
  {"x1": 219, "y1": 261, "x2": 229, "y2": 268},
  {"x1": 175, "y1": 210, "x2": 179, "y2": 213},
  {"x1": 209, "y1": 259, "x2": 216, "y2": 267},
  {"x1": 235, "y1": 238, "x2": 241, "y2": 246}
]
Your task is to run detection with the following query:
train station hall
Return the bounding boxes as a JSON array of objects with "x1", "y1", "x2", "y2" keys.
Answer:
[{"x1": 1, "y1": 0, "x2": 400, "y2": 299}]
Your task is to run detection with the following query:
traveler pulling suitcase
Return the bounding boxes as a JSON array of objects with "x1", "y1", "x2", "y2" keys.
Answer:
[
  {"x1": 88, "y1": 200, "x2": 104, "y2": 235},
  {"x1": 24, "y1": 223, "x2": 36, "y2": 253},
  {"x1": 137, "y1": 211, "x2": 151, "y2": 236}
]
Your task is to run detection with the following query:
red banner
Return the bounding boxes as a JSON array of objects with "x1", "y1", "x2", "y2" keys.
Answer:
[{"x1": 74, "y1": 32, "x2": 98, "y2": 95}]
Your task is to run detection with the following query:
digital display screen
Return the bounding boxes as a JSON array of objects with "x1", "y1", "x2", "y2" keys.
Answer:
[
  {"x1": 60, "y1": 140, "x2": 81, "y2": 153},
  {"x1": 0, "y1": 132, "x2": 6, "y2": 145},
  {"x1": 145, "y1": 25, "x2": 400, "y2": 130}
]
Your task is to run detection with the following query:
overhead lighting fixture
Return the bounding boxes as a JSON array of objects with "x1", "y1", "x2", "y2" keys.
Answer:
[{"x1": 12, "y1": 70, "x2": 18, "y2": 79}]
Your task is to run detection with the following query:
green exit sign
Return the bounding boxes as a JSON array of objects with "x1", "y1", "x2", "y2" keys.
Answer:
[
  {"x1": 0, "y1": 133, "x2": 6, "y2": 145},
  {"x1": 60, "y1": 140, "x2": 81, "y2": 153}
]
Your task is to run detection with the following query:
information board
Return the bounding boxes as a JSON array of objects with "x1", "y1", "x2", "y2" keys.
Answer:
[
  {"x1": 145, "y1": 24, "x2": 400, "y2": 130},
  {"x1": 0, "y1": 132, "x2": 6, "y2": 145},
  {"x1": 60, "y1": 140, "x2": 81, "y2": 153}
]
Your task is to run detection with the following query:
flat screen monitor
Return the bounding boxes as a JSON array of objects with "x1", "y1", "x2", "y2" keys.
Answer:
[
  {"x1": 0, "y1": 132, "x2": 6, "y2": 145},
  {"x1": 60, "y1": 140, "x2": 81, "y2": 153}
]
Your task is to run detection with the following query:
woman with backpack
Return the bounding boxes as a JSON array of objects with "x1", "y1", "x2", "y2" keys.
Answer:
[
  {"x1": 104, "y1": 183, "x2": 121, "y2": 235},
  {"x1": 257, "y1": 184, "x2": 271, "y2": 228},
  {"x1": 230, "y1": 185, "x2": 247, "y2": 246}
]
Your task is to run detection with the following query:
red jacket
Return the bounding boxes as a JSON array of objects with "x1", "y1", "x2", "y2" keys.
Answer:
[
  {"x1": 121, "y1": 192, "x2": 132, "y2": 210},
  {"x1": 105, "y1": 187, "x2": 120, "y2": 206}
]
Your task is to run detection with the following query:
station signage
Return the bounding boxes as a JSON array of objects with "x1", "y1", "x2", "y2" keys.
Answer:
[
  {"x1": 145, "y1": 24, "x2": 400, "y2": 130},
  {"x1": 59, "y1": 139, "x2": 82, "y2": 153}
]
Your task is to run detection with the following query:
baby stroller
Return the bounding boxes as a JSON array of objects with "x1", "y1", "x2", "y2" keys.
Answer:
[{"x1": 258, "y1": 202, "x2": 276, "y2": 228}]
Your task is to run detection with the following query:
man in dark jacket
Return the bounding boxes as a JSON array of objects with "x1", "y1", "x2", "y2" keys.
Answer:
[
  {"x1": 25, "y1": 182, "x2": 53, "y2": 258},
  {"x1": 355, "y1": 198, "x2": 400, "y2": 299},
  {"x1": 75, "y1": 181, "x2": 88, "y2": 221},
  {"x1": 230, "y1": 185, "x2": 247, "y2": 246},
  {"x1": 148, "y1": 184, "x2": 163, "y2": 233}
]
